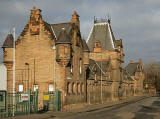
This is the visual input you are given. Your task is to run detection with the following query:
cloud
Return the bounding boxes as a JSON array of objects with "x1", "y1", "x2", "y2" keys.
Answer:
[{"x1": 0, "y1": 0, "x2": 159, "y2": 64}]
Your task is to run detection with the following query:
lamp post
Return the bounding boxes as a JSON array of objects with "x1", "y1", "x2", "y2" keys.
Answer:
[
  {"x1": 53, "y1": 45, "x2": 56, "y2": 91},
  {"x1": 25, "y1": 63, "x2": 29, "y2": 90},
  {"x1": 101, "y1": 53, "x2": 103, "y2": 104}
]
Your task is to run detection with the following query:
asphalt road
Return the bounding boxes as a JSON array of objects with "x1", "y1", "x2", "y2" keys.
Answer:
[{"x1": 62, "y1": 96, "x2": 160, "y2": 119}]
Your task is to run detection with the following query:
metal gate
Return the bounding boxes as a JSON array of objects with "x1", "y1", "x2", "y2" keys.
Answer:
[
  {"x1": 43, "y1": 90, "x2": 61, "y2": 111},
  {"x1": 0, "y1": 89, "x2": 38, "y2": 118}
]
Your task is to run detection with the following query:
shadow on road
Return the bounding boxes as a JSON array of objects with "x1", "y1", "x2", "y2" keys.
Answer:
[{"x1": 133, "y1": 96, "x2": 160, "y2": 119}]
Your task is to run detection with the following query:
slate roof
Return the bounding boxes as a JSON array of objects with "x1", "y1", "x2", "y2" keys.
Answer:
[
  {"x1": 125, "y1": 62, "x2": 139, "y2": 76},
  {"x1": 51, "y1": 22, "x2": 73, "y2": 39},
  {"x1": 43, "y1": 21, "x2": 55, "y2": 39},
  {"x1": 2, "y1": 34, "x2": 14, "y2": 48},
  {"x1": 115, "y1": 40, "x2": 121, "y2": 47},
  {"x1": 56, "y1": 29, "x2": 71, "y2": 44},
  {"x1": 87, "y1": 21, "x2": 116, "y2": 52},
  {"x1": 82, "y1": 39, "x2": 89, "y2": 52}
]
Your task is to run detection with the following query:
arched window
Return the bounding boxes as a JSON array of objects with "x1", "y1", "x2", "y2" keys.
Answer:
[
  {"x1": 77, "y1": 83, "x2": 81, "y2": 94},
  {"x1": 72, "y1": 83, "x2": 76, "y2": 94},
  {"x1": 67, "y1": 82, "x2": 72, "y2": 94},
  {"x1": 80, "y1": 58, "x2": 82, "y2": 74},
  {"x1": 81, "y1": 83, "x2": 84, "y2": 94}
]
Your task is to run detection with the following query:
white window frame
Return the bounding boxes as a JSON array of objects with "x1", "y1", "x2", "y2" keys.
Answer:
[
  {"x1": 33, "y1": 84, "x2": 38, "y2": 92},
  {"x1": 49, "y1": 84, "x2": 54, "y2": 92},
  {"x1": 18, "y1": 84, "x2": 23, "y2": 92}
]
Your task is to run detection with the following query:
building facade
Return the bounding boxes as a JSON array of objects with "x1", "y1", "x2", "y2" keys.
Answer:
[
  {"x1": 2, "y1": 7, "x2": 89, "y2": 109},
  {"x1": 2, "y1": 7, "x2": 145, "y2": 110},
  {"x1": 125, "y1": 59, "x2": 145, "y2": 96},
  {"x1": 86, "y1": 19, "x2": 125, "y2": 102}
]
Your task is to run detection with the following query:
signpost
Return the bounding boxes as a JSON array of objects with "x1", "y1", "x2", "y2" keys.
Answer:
[{"x1": 19, "y1": 94, "x2": 29, "y2": 102}]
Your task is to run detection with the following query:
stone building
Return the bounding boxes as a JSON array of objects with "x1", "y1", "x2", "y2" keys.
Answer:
[
  {"x1": 86, "y1": 18, "x2": 125, "y2": 102},
  {"x1": 2, "y1": 7, "x2": 145, "y2": 110},
  {"x1": 2, "y1": 7, "x2": 89, "y2": 109},
  {"x1": 125, "y1": 59, "x2": 145, "y2": 96}
]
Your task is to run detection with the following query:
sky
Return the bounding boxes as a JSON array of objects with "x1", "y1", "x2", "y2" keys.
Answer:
[{"x1": 0, "y1": 0, "x2": 160, "y2": 65}]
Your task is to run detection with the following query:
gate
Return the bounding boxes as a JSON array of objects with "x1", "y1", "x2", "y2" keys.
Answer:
[
  {"x1": 43, "y1": 90, "x2": 61, "y2": 111},
  {"x1": 0, "y1": 89, "x2": 38, "y2": 118}
]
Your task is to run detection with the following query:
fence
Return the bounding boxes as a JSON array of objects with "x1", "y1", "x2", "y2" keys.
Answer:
[
  {"x1": 43, "y1": 90, "x2": 61, "y2": 111},
  {"x1": 0, "y1": 89, "x2": 38, "y2": 118}
]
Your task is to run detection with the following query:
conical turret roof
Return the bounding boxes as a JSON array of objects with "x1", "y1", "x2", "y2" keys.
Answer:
[{"x1": 2, "y1": 34, "x2": 14, "y2": 48}]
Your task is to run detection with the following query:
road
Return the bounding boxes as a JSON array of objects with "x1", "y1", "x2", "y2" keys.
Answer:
[
  {"x1": 60, "y1": 96, "x2": 160, "y2": 119},
  {"x1": 3, "y1": 96, "x2": 160, "y2": 119}
]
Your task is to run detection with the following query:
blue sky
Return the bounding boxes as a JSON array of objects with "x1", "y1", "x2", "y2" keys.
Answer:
[{"x1": 0, "y1": 0, "x2": 160, "y2": 65}]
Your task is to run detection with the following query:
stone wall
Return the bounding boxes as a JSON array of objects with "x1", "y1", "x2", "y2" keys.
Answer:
[{"x1": 87, "y1": 79, "x2": 112, "y2": 104}]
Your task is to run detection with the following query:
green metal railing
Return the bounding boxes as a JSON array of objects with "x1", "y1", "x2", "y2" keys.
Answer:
[
  {"x1": 43, "y1": 90, "x2": 61, "y2": 111},
  {"x1": 0, "y1": 89, "x2": 38, "y2": 118}
]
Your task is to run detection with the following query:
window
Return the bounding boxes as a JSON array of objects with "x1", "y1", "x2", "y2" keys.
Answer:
[
  {"x1": 33, "y1": 84, "x2": 38, "y2": 92},
  {"x1": 0, "y1": 94, "x2": 3, "y2": 101},
  {"x1": 77, "y1": 83, "x2": 81, "y2": 94},
  {"x1": 81, "y1": 83, "x2": 84, "y2": 94},
  {"x1": 67, "y1": 82, "x2": 72, "y2": 94},
  {"x1": 49, "y1": 84, "x2": 54, "y2": 92},
  {"x1": 71, "y1": 57, "x2": 74, "y2": 73},
  {"x1": 80, "y1": 59, "x2": 82, "y2": 74},
  {"x1": 18, "y1": 84, "x2": 23, "y2": 92},
  {"x1": 64, "y1": 46, "x2": 68, "y2": 54}
]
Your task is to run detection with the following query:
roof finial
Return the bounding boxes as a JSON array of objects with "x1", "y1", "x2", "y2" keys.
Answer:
[
  {"x1": 108, "y1": 13, "x2": 111, "y2": 24},
  {"x1": 94, "y1": 16, "x2": 96, "y2": 23}
]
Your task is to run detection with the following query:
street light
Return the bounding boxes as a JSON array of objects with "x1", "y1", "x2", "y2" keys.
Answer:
[{"x1": 25, "y1": 63, "x2": 29, "y2": 90}]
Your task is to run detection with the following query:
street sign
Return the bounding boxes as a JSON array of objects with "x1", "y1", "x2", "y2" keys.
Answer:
[{"x1": 19, "y1": 94, "x2": 29, "y2": 102}]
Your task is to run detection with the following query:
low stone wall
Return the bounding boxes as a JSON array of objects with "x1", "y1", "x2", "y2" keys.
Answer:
[{"x1": 65, "y1": 94, "x2": 86, "y2": 105}]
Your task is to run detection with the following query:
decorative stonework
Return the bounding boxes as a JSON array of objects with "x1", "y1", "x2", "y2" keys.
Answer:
[{"x1": 29, "y1": 7, "x2": 42, "y2": 35}]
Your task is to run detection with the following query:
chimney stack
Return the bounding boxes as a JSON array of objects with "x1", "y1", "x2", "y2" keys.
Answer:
[
  {"x1": 71, "y1": 11, "x2": 80, "y2": 28},
  {"x1": 139, "y1": 58, "x2": 142, "y2": 65}
]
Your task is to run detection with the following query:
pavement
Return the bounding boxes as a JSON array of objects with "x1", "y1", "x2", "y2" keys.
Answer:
[{"x1": 1, "y1": 95, "x2": 153, "y2": 119}]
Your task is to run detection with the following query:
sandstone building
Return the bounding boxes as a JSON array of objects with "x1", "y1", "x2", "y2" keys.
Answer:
[
  {"x1": 86, "y1": 18, "x2": 125, "y2": 102},
  {"x1": 2, "y1": 7, "x2": 144, "y2": 110},
  {"x1": 2, "y1": 7, "x2": 89, "y2": 109},
  {"x1": 125, "y1": 59, "x2": 145, "y2": 96}
]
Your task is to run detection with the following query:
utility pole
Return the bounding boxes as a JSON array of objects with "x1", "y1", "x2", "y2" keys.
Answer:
[
  {"x1": 53, "y1": 45, "x2": 56, "y2": 91},
  {"x1": 101, "y1": 53, "x2": 103, "y2": 104},
  {"x1": 12, "y1": 27, "x2": 15, "y2": 117}
]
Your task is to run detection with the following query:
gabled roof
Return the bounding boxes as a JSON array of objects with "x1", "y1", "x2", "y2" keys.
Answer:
[
  {"x1": 87, "y1": 20, "x2": 116, "y2": 52},
  {"x1": 2, "y1": 34, "x2": 14, "y2": 48},
  {"x1": 43, "y1": 21, "x2": 55, "y2": 39},
  {"x1": 82, "y1": 39, "x2": 89, "y2": 52},
  {"x1": 125, "y1": 62, "x2": 139, "y2": 76},
  {"x1": 56, "y1": 29, "x2": 71, "y2": 44}
]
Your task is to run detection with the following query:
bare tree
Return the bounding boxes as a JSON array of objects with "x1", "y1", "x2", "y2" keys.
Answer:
[{"x1": 144, "y1": 61, "x2": 160, "y2": 91}]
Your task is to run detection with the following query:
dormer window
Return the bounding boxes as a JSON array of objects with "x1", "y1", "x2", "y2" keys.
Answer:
[
  {"x1": 93, "y1": 40, "x2": 102, "y2": 52},
  {"x1": 94, "y1": 40, "x2": 101, "y2": 48}
]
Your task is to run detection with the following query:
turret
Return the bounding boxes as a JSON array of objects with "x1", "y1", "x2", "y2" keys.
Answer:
[
  {"x1": 2, "y1": 33, "x2": 14, "y2": 66},
  {"x1": 55, "y1": 29, "x2": 71, "y2": 66}
]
